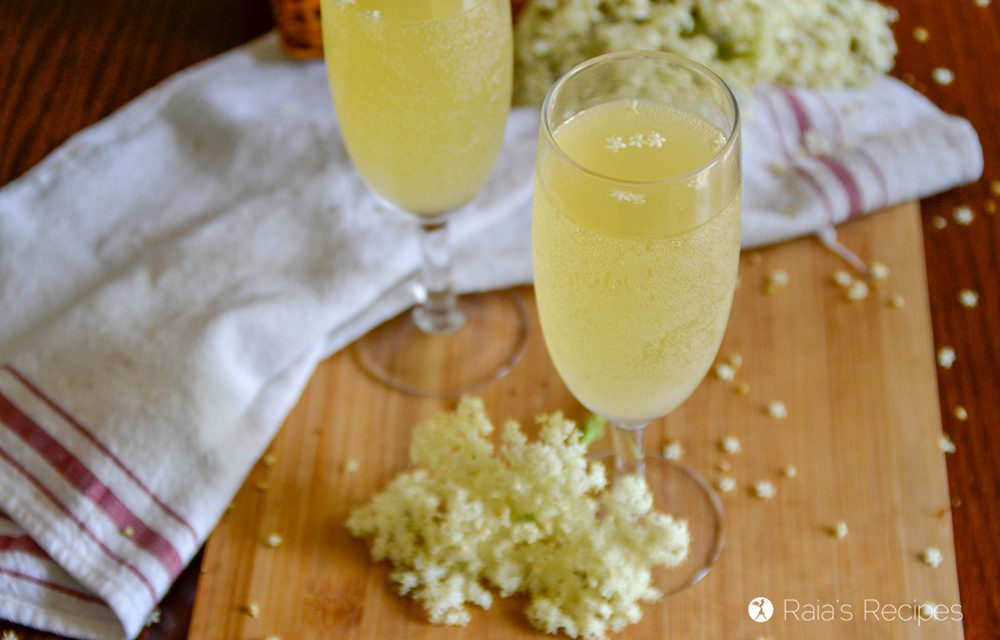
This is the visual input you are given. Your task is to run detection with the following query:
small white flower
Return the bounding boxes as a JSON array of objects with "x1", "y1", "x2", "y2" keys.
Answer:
[
  {"x1": 727, "y1": 353, "x2": 743, "y2": 370},
  {"x1": 953, "y1": 406, "x2": 968, "y2": 421},
  {"x1": 845, "y1": 281, "x2": 870, "y2": 302},
  {"x1": 647, "y1": 131, "x2": 666, "y2": 148},
  {"x1": 782, "y1": 465, "x2": 798, "y2": 478},
  {"x1": 764, "y1": 269, "x2": 789, "y2": 293},
  {"x1": 974, "y1": 0, "x2": 991, "y2": 7},
  {"x1": 937, "y1": 347, "x2": 956, "y2": 369},
  {"x1": 919, "y1": 603, "x2": 942, "y2": 621},
  {"x1": 716, "y1": 460, "x2": 732, "y2": 472},
  {"x1": 957, "y1": 289, "x2": 979, "y2": 308},
  {"x1": 145, "y1": 609, "x2": 162, "y2": 627},
  {"x1": 953, "y1": 206, "x2": 974, "y2": 225},
  {"x1": 912, "y1": 26, "x2": 929, "y2": 43},
  {"x1": 870, "y1": 262, "x2": 889, "y2": 281},
  {"x1": 2, "y1": 632, "x2": 19, "y2": 640},
  {"x1": 832, "y1": 270, "x2": 853, "y2": 288},
  {"x1": 626, "y1": 99, "x2": 639, "y2": 114},
  {"x1": 262, "y1": 452, "x2": 277, "y2": 467},
  {"x1": 265, "y1": 532, "x2": 284, "y2": 548},
  {"x1": 628, "y1": 134, "x2": 646, "y2": 148},
  {"x1": 938, "y1": 434, "x2": 957, "y2": 454},
  {"x1": 932, "y1": 215, "x2": 948, "y2": 230},
  {"x1": 344, "y1": 459, "x2": 360, "y2": 473},
  {"x1": 765, "y1": 402, "x2": 788, "y2": 420},
  {"x1": 719, "y1": 436, "x2": 741, "y2": 454},
  {"x1": 662, "y1": 440, "x2": 684, "y2": 461},
  {"x1": 715, "y1": 476, "x2": 737, "y2": 493},
  {"x1": 753, "y1": 480, "x2": 776, "y2": 499},
  {"x1": 365, "y1": 9, "x2": 382, "y2": 20},
  {"x1": 932, "y1": 67, "x2": 955, "y2": 86},
  {"x1": 889, "y1": 295, "x2": 906, "y2": 309},
  {"x1": 829, "y1": 520, "x2": 849, "y2": 539},
  {"x1": 922, "y1": 547, "x2": 944, "y2": 568},
  {"x1": 244, "y1": 602, "x2": 261, "y2": 618},
  {"x1": 714, "y1": 362, "x2": 736, "y2": 382},
  {"x1": 735, "y1": 381, "x2": 751, "y2": 395},
  {"x1": 335, "y1": 0, "x2": 355, "y2": 5},
  {"x1": 605, "y1": 136, "x2": 626, "y2": 153}
]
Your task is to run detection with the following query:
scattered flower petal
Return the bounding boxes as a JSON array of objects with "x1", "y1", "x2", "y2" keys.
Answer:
[
  {"x1": 715, "y1": 476, "x2": 737, "y2": 493},
  {"x1": 829, "y1": 520, "x2": 849, "y2": 539},
  {"x1": 662, "y1": 440, "x2": 684, "y2": 461},
  {"x1": 922, "y1": 547, "x2": 944, "y2": 568},
  {"x1": 953, "y1": 206, "x2": 974, "y2": 225},
  {"x1": 937, "y1": 347, "x2": 956, "y2": 369},
  {"x1": 931, "y1": 67, "x2": 955, "y2": 86},
  {"x1": 752, "y1": 480, "x2": 776, "y2": 499},
  {"x1": 714, "y1": 362, "x2": 736, "y2": 382},
  {"x1": 845, "y1": 281, "x2": 870, "y2": 301},
  {"x1": 719, "y1": 436, "x2": 742, "y2": 455},
  {"x1": 938, "y1": 434, "x2": 957, "y2": 454},
  {"x1": 957, "y1": 289, "x2": 979, "y2": 308},
  {"x1": 832, "y1": 270, "x2": 853, "y2": 288},
  {"x1": 765, "y1": 401, "x2": 788, "y2": 420}
]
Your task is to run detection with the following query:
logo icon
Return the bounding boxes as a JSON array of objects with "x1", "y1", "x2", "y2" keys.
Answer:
[{"x1": 749, "y1": 597, "x2": 774, "y2": 623}]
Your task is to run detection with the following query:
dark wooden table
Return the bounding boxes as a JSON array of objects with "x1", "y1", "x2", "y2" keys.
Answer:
[{"x1": 0, "y1": 1, "x2": 996, "y2": 638}]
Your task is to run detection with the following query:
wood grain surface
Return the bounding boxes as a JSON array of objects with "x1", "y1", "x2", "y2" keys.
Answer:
[
  {"x1": 0, "y1": 0, "x2": 997, "y2": 638},
  {"x1": 189, "y1": 202, "x2": 965, "y2": 640}
]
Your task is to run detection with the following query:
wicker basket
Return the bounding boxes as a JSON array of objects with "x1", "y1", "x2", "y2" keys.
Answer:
[
  {"x1": 270, "y1": 0, "x2": 323, "y2": 60},
  {"x1": 270, "y1": 0, "x2": 530, "y2": 60}
]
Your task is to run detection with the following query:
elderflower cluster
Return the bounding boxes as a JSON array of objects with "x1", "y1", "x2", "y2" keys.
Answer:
[
  {"x1": 514, "y1": 0, "x2": 898, "y2": 105},
  {"x1": 346, "y1": 398, "x2": 689, "y2": 639}
]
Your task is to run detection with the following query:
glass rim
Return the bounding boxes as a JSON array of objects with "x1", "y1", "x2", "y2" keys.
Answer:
[
  {"x1": 322, "y1": 0, "x2": 495, "y2": 23},
  {"x1": 540, "y1": 50, "x2": 741, "y2": 187}
]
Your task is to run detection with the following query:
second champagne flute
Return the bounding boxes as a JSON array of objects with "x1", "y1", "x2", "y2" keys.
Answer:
[
  {"x1": 532, "y1": 51, "x2": 742, "y2": 593},
  {"x1": 321, "y1": 0, "x2": 528, "y2": 396}
]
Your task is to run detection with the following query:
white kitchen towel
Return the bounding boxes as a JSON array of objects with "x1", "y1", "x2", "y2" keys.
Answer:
[{"x1": 0, "y1": 32, "x2": 982, "y2": 640}]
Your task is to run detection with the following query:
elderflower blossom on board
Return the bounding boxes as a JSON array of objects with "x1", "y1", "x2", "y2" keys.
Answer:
[{"x1": 346, "y1": 398, "x2": 689, "y2": 639}]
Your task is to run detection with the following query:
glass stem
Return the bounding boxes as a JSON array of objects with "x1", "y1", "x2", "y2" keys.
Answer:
[
  {"x1": 612, "y1": 422, "x2": 648, "y2": 477},
  {"x1": 413, "y1": 219, "x2": 466, "y2": 335}
]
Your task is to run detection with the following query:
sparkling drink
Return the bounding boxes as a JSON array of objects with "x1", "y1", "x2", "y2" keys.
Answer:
[
  {"x1": 321, "y1": 0, "x2": 513, "y2": 215},
  {"x1": 533, "y1": 99, "x2": 741, "y2": 425}
]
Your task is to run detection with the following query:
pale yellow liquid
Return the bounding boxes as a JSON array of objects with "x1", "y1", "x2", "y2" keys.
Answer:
[
  {"x1": 533, "y1": 100, "x2": 741, "y2": 425},
  {"x1": 321, "y1": 0, "x2": 512, "y2": 214}
]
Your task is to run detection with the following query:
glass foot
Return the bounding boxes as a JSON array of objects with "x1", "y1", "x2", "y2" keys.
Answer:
[
  {"x1": 352, "y1": 290, "x2": 529, "y2": 397},
  {"x1": 593, "y1": 452, "x2": 724, "y2": 595}
]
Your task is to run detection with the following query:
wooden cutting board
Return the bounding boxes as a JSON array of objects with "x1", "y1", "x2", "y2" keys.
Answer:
[{"x1": 188, "y1": 202, "x2": 963, "y2": 639}]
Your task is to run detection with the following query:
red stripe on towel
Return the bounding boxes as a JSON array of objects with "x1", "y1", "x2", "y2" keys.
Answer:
[
  {"x1": 0, "y1": 534, "x2": 49, "y2": 558},
  {"x1": 855, "y1": 149, "x2": 890, "y2": 210},
  {"x1": 3, "y1": 365, "x2": 198, "y2": 542},
  {"x1": 0, "y1": 391, "x2": 182, "y2": 579},
  {"x1": 0, "y1": 566, "x2": 106, "y2": 606},
  {"x1": 814, "y1": 156, "x2": 864, "y2": 219},
  {"x1": 776, "y1": 86, "x2": 812, "y2": 141},
  {"x1": 0, "y1": 445, "x2": 157, "y2": 600}
]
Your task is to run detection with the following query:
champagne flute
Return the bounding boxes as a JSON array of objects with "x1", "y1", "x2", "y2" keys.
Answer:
[
  {"x1": 532, "y1": 51, "x2": 741, "y2": 592},
  {"x1": 320, "y1": 0, "x2": 528, "y2": 397}
]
